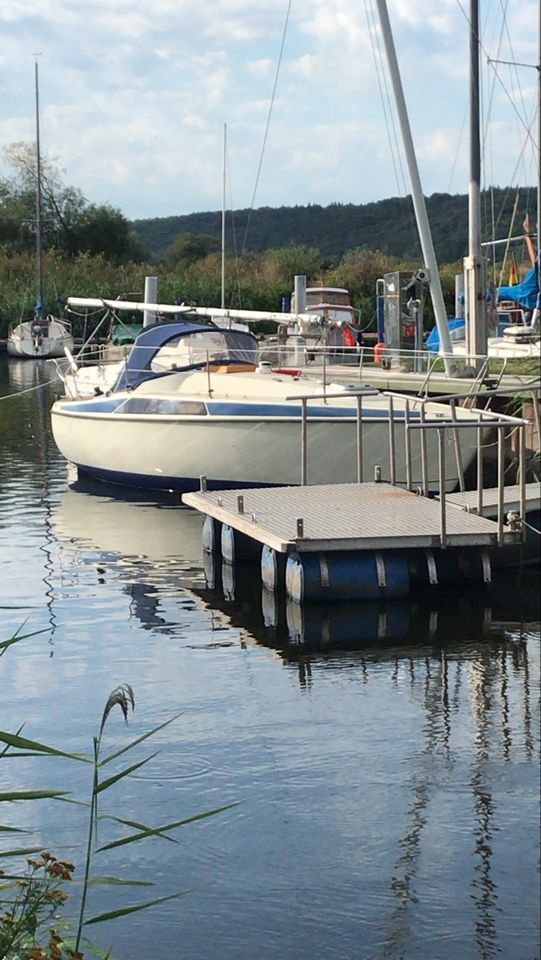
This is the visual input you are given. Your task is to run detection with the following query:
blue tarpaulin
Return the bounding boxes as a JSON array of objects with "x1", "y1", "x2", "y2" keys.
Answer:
[
  {"x1": 497, "y1": 253, "x2": 540, "y2": 310},
  {"x1": 426, "y1": 318, "x2": 465, "y2": 353}
]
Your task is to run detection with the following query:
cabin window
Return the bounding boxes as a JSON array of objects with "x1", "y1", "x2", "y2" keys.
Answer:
[{"x1": 115, "y1": 397, "x2": 207, "y2": 416}]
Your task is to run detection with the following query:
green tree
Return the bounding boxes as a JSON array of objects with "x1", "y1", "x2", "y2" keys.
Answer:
[
  {"x1": 266, "y1": 244, "x2": 323, "y2": 282},
  {"x1": 164, "y1": 233, "x2": 220, "y2": 267},
  {"x1": 74, "y1": 204, "x2": 145, "y2": 262},
  {"x1": 0, "y1": 142, "x2": 145, "y2": 263}
]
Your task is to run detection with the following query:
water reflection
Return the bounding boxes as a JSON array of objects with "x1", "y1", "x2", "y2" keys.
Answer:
[
  {"x1": 1, "y1": 358, "x2": 540, "y2": 960},
  {"x1": 53, "y1": 477, "x2": 540, "y2": 652}
]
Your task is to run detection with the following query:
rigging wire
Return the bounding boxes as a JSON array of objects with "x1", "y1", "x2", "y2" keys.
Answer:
[
  {"x1": 364, "y1": 0, "x2": 407, "y2": 198},
  {"x1": 363, "y1": 0, "x2": 420, "y2": 257},
  {"x1": 484, "y1": 0, "x2": 535, "y2": 251},
  {"x1": 451, "y1": 0, "x2": 537, "y2": 284},
  {"x1": 241, "y1": 0, "x2": 292, "y2": 257},
  {"x1": 447, "y1": 106, "x2": 468, "y2": 194},
  {"x1": 454, "y1": 0, "x2": 538, "y2": 150},
  {"x1": 480, "y1": 0, "x2": 508, "y2": 280}
]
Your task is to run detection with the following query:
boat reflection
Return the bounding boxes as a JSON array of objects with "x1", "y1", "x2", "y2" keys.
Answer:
[{"x1": 55, "y1": 478, "x2": 539, "y2": 663}]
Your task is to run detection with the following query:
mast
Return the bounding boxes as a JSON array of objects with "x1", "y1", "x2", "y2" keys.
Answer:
[
  {"x1": 221, "y1": 123, "x2": 227, "y2": 309},
  {"x1": 536, "y1": 2, "x2": 541, "y2": 328},
  {"x1": 531, "y1": 5, "x2": 541, "y2": 330},
  {"x1": 34, "y1": 58, "x2": 44, "y2": 319},
  {"x1": 464, "y1": 0, "x2": 487, "y2": 368},
  {"x1": 373, "y1": 0, "x2": 455, "y2": 375}
]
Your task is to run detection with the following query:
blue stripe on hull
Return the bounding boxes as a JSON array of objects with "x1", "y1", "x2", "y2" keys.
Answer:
[{"x1": 76, "y1": 464, "x2": 286, "y2": 493}]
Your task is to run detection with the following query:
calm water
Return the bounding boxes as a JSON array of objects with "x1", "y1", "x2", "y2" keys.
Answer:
[{"x1": 1, "y1": 357, "x2": 540, "y2": 960}]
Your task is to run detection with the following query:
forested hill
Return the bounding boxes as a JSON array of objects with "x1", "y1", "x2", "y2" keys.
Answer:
[{"x1": 131, "y1": 187, "x2": 532, "y2": 263}]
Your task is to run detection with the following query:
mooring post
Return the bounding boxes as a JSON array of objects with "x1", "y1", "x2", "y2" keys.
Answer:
[
  {"x1": 237, "y1": 495, "x2": 244, "y2": 514},
  {"x1": 199, "y1": 475, "x2": 208, "y2": 492}
]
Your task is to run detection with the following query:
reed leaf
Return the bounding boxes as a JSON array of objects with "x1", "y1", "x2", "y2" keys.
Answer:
[
  {"x1": 0, "y1": 789, "x2": 69, "y2": 801},
  {"x1": 99, "y1": 713, "x2": 182, "y2": 767},
  {"x1": 88, "y1": 877, "x2": 155, "y2": 887},
  {"x1": 0, "y1": 825, "x2": 27, "y2": 833},
  {"x1": 97, "y1": 802, "x2": 241, "y2": 852},
  {"x1": 84, "y1": 891, "x2": 190, "y2": 926},
  {"x1": 0, "y1": 729, "x2": 88, "y2": 761},
  {"x1": 100, "y1": 814, "x2": 177, "y2": 843},
  {"x1": 0, "y1": 627, "x2": 47, "y2": 658},
  {"x1": 0, "y1": 846, "x2": 44, "y2": 858},
  {"x1": 96, "y1": 753, "x2": 158, "y2": 794}
]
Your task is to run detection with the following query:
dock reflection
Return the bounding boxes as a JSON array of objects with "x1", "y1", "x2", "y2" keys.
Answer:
[{"x1": 55, "y1": 479, "x2": 540, "y2": 663}]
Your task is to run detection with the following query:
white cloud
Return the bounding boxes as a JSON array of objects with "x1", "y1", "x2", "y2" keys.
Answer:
[{"x1": 0, "y1": 0, "x2": 536, "y2": 218}]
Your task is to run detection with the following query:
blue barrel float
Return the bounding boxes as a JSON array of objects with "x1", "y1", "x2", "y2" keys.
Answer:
[{"x1": 285, "y1": 550, "x2": 410, "y2": 603}]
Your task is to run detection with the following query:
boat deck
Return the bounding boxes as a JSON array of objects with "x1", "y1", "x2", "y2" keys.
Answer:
[
  {"x1": 299, "y1": 364, "x2": 539, "y2": 396},
  {"x1": 183, "y1": 482, "x2": 521, "y2": 554}
]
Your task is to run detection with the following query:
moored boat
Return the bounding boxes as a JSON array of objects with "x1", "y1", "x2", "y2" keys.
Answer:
[
  {"x1": 7, "y1": 315, "x2": 74, "y2": 359},
  {"x1": 51, "y1": 317, "x2": 483, "y2": 493}
]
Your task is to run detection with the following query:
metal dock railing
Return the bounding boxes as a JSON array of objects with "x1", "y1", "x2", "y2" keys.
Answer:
[{"x1": 183, "y1": 390, "x2": 539, "y2": 602}]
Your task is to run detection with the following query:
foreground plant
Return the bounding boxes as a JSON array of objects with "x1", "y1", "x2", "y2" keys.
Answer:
[
  {"x1": 1, "y1": 650, "x2": 239, "y2": 959},
  {"x1": 0, "y1": 853, "x2": 80, "y2": 960}
]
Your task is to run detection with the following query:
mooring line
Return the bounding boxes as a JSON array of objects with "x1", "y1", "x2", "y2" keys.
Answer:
[{"x1": 0, "y1": 377, "x2": 59, "y2": 401}]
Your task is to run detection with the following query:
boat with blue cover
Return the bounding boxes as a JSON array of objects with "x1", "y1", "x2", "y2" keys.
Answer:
[{"x1": 51, "y1": 317, "x2": 482, "y2": 492}]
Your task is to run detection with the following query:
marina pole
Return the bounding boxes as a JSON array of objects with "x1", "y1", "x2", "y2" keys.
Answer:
[
  {"x1": 34, "y1": 58, "x2": 44, "y2": 319},
  {"x1": 464, "y1": 0, "x2": 487, "y2": 369},
  {"x1": 221, "y1": 123, "x2": 227, "y2": 309}
]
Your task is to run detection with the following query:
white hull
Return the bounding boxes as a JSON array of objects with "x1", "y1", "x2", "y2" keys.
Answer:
[
  {"x1": 7, "y1": 318, "x2": 74, "y2": 359},
  {"x1": 451, "y1": 336, "x2": 540, "y2": 361},
  {"x1": 51, "y1": 403, "x2": 477, "y2": 493}
]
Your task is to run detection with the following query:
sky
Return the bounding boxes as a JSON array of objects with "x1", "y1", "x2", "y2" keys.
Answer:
[{"x1": 0, "y1": 0, "x2": 538, "y2": 222}]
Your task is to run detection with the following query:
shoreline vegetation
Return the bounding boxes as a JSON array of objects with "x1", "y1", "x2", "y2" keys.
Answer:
[{"x1": 0, "y1": 244, "x2": 464, "y2": 340}]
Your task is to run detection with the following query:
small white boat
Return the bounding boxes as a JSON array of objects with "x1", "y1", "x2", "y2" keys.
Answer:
[
  {"x1": 51, "y1": 317, "x2": 482, "y2": 493},
  {"x1": 8, "y1": 66, "x2": 75, "y2": 361},
  {"x1": 7, "y1": 315, "x2": 74, "y2": 359}
]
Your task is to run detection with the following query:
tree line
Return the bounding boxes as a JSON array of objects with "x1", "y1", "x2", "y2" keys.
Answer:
[
  {"x1": 0, "y1": 141, "x2": 533, "y2": 337},
  {"x1": 132, "y1": 187, "x2": 534, "y2": 264}
]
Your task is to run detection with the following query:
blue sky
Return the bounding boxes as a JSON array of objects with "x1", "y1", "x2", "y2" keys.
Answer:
[{"x1": 0, "y1": 0, "x2": 538, "y2": 221}]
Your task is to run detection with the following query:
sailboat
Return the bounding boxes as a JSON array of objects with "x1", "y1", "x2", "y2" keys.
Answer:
[{"x1": 7, "y1": 61, "x2": 74, "y2": 360}]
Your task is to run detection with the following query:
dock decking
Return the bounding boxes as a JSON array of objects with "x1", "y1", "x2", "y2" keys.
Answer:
[{"x1": 183, "y1": 482, "x2": 521, "y2": 553}]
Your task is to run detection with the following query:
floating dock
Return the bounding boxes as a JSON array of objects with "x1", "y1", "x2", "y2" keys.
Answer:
[{"x1": 182, "y1": 481, "x2": 538, "y2": 603}]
